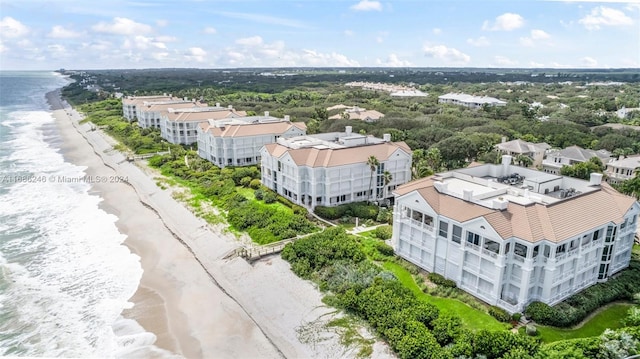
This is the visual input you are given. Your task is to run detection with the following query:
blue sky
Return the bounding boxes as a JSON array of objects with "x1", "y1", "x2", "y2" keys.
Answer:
[{"x1": 0, "y1": 0, "x2": 638, "y2": 70}]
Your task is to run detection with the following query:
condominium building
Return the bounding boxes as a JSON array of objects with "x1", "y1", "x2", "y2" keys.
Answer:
[
  {"x1": 438, "y1": 93, "x2": 507, "y2": 109},
  {"x1": 137, "y1": 100, "x2": 209, "y2": 129},
  {"x1": 260, "y1": 127, "x2": 412, "y2": 209},
  {"x1": 392, "y1": 155, "x2": 639, "y2": 313},
  {"x1": 121, "y1": 94, "x2": 175, "y2": 121},
  {"x1": 542, "y1": 146, "x2": 612, "y2": 175},
  {"x1": 606, "y1": 155, "x2": 640, "y2": 185},
  {"x1": 197, "y1": 113, "x2": 306, "y2": 168},
  {"x1": 159, "y1": 106, "x2": 246, "y2": 145}
]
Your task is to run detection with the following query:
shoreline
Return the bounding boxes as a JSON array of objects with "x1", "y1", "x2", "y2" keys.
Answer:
[{"x1": 47, "y1": 89, "x2": 391, "y2": 358}]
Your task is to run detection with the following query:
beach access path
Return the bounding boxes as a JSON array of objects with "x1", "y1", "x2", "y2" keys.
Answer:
[{"x1": 49, "y1": 90, "x2": 393, "y2": 359}]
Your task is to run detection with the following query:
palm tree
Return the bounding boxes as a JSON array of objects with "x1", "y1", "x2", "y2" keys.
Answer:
[
  {"x1": 367, "y1": 155, "x2": 380, "y2": 202},
  {"x1": 382, "y1": 170, "x2": 392, "y2": 202},
  {"x1": 515, "y1": 154, "x2": 533, "y2": 167}
]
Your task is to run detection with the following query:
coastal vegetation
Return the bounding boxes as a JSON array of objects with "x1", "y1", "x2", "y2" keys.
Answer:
[{"x1": 62, "y1": 69, "x2": 640, "y2": 358}]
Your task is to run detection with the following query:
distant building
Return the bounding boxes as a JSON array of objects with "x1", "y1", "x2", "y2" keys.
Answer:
[
  {"x1": 606, "y1": 155, "x2": 640, "y2": 185},
  {"x1": 159, "y1": 106, "x2": 246, "y2": 145},
  {"x1": 197, "y1": 113, "x2": 306, "y2": 168},
  {"x1": 616, "y1": 107, "x2": 640, "y2": 119},
  {"x1": 121, "y1": 94, "x2": 174, "y2": 121},
  {"x1": 393, "y1": 155, "x2": 639, "y2": 313},
  {"x1": 328, "y1": 106, "x2": 385, "y2": 122},
  {"x1": 438, "y1": 93, "x2": 507, "y2": 109},
  {"x1": 260, "y1": 127, "x2": 412, "y2": 209},
  {"x1": 495, "y1": 138, "x2": 551, "y2": 167},
  {"x1": 137, "y1": 100, "x2": 209, "y2": 129},
  {"x1": 542, "y1": 146, "x2": 612, "y2": 175}
]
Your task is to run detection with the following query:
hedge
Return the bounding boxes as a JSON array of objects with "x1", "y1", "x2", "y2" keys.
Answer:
[
  {"x1": 525, "y1": 258, "x2": 640, "y2": 327},
  {"x1": 428, "y1": 272, "x2": 457, "y2": 288},
  {"x1": 488, "y1": 306, "x2": 511, "y2": 323},
  {"x1": 314, "y1": 202, "x2": 379, "y2": 221}
]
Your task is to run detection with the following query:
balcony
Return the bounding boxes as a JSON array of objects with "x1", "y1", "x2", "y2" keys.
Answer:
[
  {"x1": 482, "y1": 248, "x2": 498, "y2": 259},
  {"x1": 464, "y1": 242, "x2": 480, "y2": 251},
  {"x1": 497, "y1": 299, "x2": 520, "y2": 313}
]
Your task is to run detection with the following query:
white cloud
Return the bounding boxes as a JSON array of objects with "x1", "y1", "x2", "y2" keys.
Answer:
[
  {"x1": 432, "y1": 28, "x2": 442, "y2": 35},
  {"x1": 482, "y1": 13, "x2": 525, "y2": 31},
  {"x1": 48, "y1": 25, "x2": 82, "y2": 39},
  {"x1": 493, "y1": 55, "x2": 518, "y2": 67},
  {"x1": 423, "y1": 44, "x2": 470, "y2": 64},
  {"x1": 156, "y1": 19, "x2": 168, "y2": 27},
  {"x1": 92, "y1": 17, "x2": 152, "y2": 35},
  {"x1": 375, "y1": 53, "x2": 413, "y2": 67},
  {"x1": 520, "y1": 29, "x2": 551, "y2": 47},
  {"x1": 236, "y1": 36, "x2": 263, "y2": 46},
  {"x1": 375, "y1": 31, "x2": 388, "y2": 43},
  {"x1": 350, "y1": 0, "x2": 382, "y2": 11},
  {"x1": 156, "y1": 35, "x2": 177, "y2": 42},
  {"x1": 123, "y1": 35, "x2": 167, "y2": 50},
  {"x1": 0, "y1": 17, "x2": 29, "y2": 38},
  {"x1": 531, "y1": 29, "x2": 550, "y2": 40},
  {"x1": 529, "y1": 61, "x2": 545, "y2": 68},
  {"x1": 467, "y1": 36, "x2": 490, "y2": 47},
  {"x1": 301, "y1": 50, "x2": 360, "y2": 66},
  {"x1": 579, "y1": 6, "x2": 634, "y2": 30},
  {"x1": 581, "y1": 56, "x2": 598, "y2": 67},
  {"x1": 203, "y1": 27, "x2": 217, "y2": 34},
  {"x1": 185, "y1": 47, "x2": 207, "y2": 62},
  {"x1": 0, "y1": 40, "x2": 6, "y2": 53},
  {"x1": 344, "y1": 30, "x2": 354, "y2": 37},
  {"x1": 47, "y1": 44, "x2": 70, "y2": 58}
]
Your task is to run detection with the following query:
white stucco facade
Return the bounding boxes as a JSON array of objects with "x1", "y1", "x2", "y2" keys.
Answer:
[
  {"x1": 260, "y1": 129, "x2": 412, "y2": 209},
  {"x1": 392, "y1": 156, "x2": 639, "y2": 313}
]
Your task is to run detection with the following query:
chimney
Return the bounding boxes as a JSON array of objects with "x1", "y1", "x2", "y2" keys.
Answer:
[
  {"x1": 228, "y1": 105, "x2": 233, "y2": 109},
  {"x1": 383, "y1": 133, "x2": 391, "y2": 142},
  {"x1": 284, "y1": 115, "x2": 290, "y2": 121},
  {"x1": 163, "y1": 93, "x2": 167, "y2": 96},
  {"x1": 502, "y1": 155, "x2": 512, "y2": 176},
  {"x1": 169, "y1": 94, "x2": 172, "y2": 98},
  {"x1": 183, "y1": 96, "x2": 188, "y2": 101},
  {"x1": 264, "y1": 111, "x2": 269, "y2": 117},
  {"x1": 434, "y1": 181, "x2": 448, "y2": 193},
  {"x1": 619, "y1": 155, "x2": 625, "y2": 161},
  {"x1": 501, "y1": 136, "x2": 507, "y2": 143},
  {"x1": 463, "y1": 189, "x2": 474, "y2": 201},
  {"x1": 524, "y1": 188, "x2": 530, "y2": 198},
  {"x1": 590, "y1": 173, "x2": 603, "y2": 186},
  {"x1": 216, "y1": 102, "x2": 220, "y2": 107},
  {"x1": 346, "y1": 126, "x2": 352, "y2": 135}
]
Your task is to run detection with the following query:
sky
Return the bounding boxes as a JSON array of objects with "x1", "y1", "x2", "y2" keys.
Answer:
[{"x1": 0, "y1": 0, "x2": 639, "y2": 70}]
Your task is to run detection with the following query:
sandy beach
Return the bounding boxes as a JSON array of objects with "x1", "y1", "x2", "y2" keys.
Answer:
[{"x1": 47, "y1": 89, "x2": 392, "y2": 358}]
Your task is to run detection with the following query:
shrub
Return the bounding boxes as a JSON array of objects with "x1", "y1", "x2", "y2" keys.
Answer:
[
  {"x1": 428, "y1": 272, "x2": 457, "y2": 288},
  {"x1": 512, "y1": 313, "x2": 522, "y2": 323},
  {"x1": 263, "y1": 191, "x2": 277, "y2": 204},
  {"x1": 240, "y1": 176, "x2": 252, "y2": 187},
  {"x1": 488, "y1": 306, "x2": 511, "y2": 323},
  {"x1": 315, "y1": 206, "x2": 347, "y2": 220},
  {"x1": 375, "y1": 242, "x2": 395, "y2": 256},
  {"x1": 374, "y1": 225, "x2": 393, "y2": 240},
  {"x1": 249, "y1": 179, "x2": 261, "y2": 189},
  {"x1": 254, "y1": 188, "x2": 264, "y2": 200}
]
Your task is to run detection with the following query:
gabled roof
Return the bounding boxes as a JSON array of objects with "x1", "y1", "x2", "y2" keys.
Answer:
[
  {"x1": 394, "y1": 177, "x2": 636, "y2": 243},
  {"x1": 608, "y1": 155, "x2": 640, "y2": 169},
  {"x1": 496, "y1": 139, "x2": 550, "y2": 154},
  {"x1": 202, "y1": 121, "x2": 306, "y2": 138},
  {"x1": 165, "y1": 109, "x2": 247, "y2": 122},
  {"x1": 263, "y1": 141, "x2": 411, "y2": 168},
  {"x1": 549, "y1": 145, "x2": 611, "y2": 162}
]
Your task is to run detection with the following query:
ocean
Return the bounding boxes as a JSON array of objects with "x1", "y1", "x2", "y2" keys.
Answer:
[{"x1": 0, "y1": 72, "x2": 163, "y2": 357}]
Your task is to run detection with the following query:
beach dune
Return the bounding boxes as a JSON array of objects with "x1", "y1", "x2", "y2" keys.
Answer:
[{"x1": 48, "y1": 90, "x2": 391, "y2": 358}]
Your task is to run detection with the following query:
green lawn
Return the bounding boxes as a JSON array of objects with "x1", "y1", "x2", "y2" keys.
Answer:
[
  {"x1": 382, "y1": 261, "x2": 508, "y2": 331},
  {"x1": 533, "y1": 303, "x2": 632, "y2": 343}
]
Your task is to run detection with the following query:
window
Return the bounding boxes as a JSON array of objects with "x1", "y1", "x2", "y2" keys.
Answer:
[
  {"x1": 514, "y1": 243, "x2": 528, "y2": 258},
  {"x1": 593, "y1": 229, "x2": 601, "y2": 242},
  {"x1": 438, "y1": 221, "x2": 449, "y2": 238},
  {"x1": 605, "y1": 226, "x2": 616, "y2": 243},
  {"x1": 533, "y1": 245, "x2": 539, "y2": 258},
  {"x1": 452, "y1": 225, "x2": 462, "y2": 244},
  {"x1": 467, "y1": 232, "x2": 480, "y2": 246},
  {"x1": 483, "y1": 239, "x2": 500, "y2": 254},
  {"x1": 556, "y1": 244, "x2": 566, "y2": 254}
]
